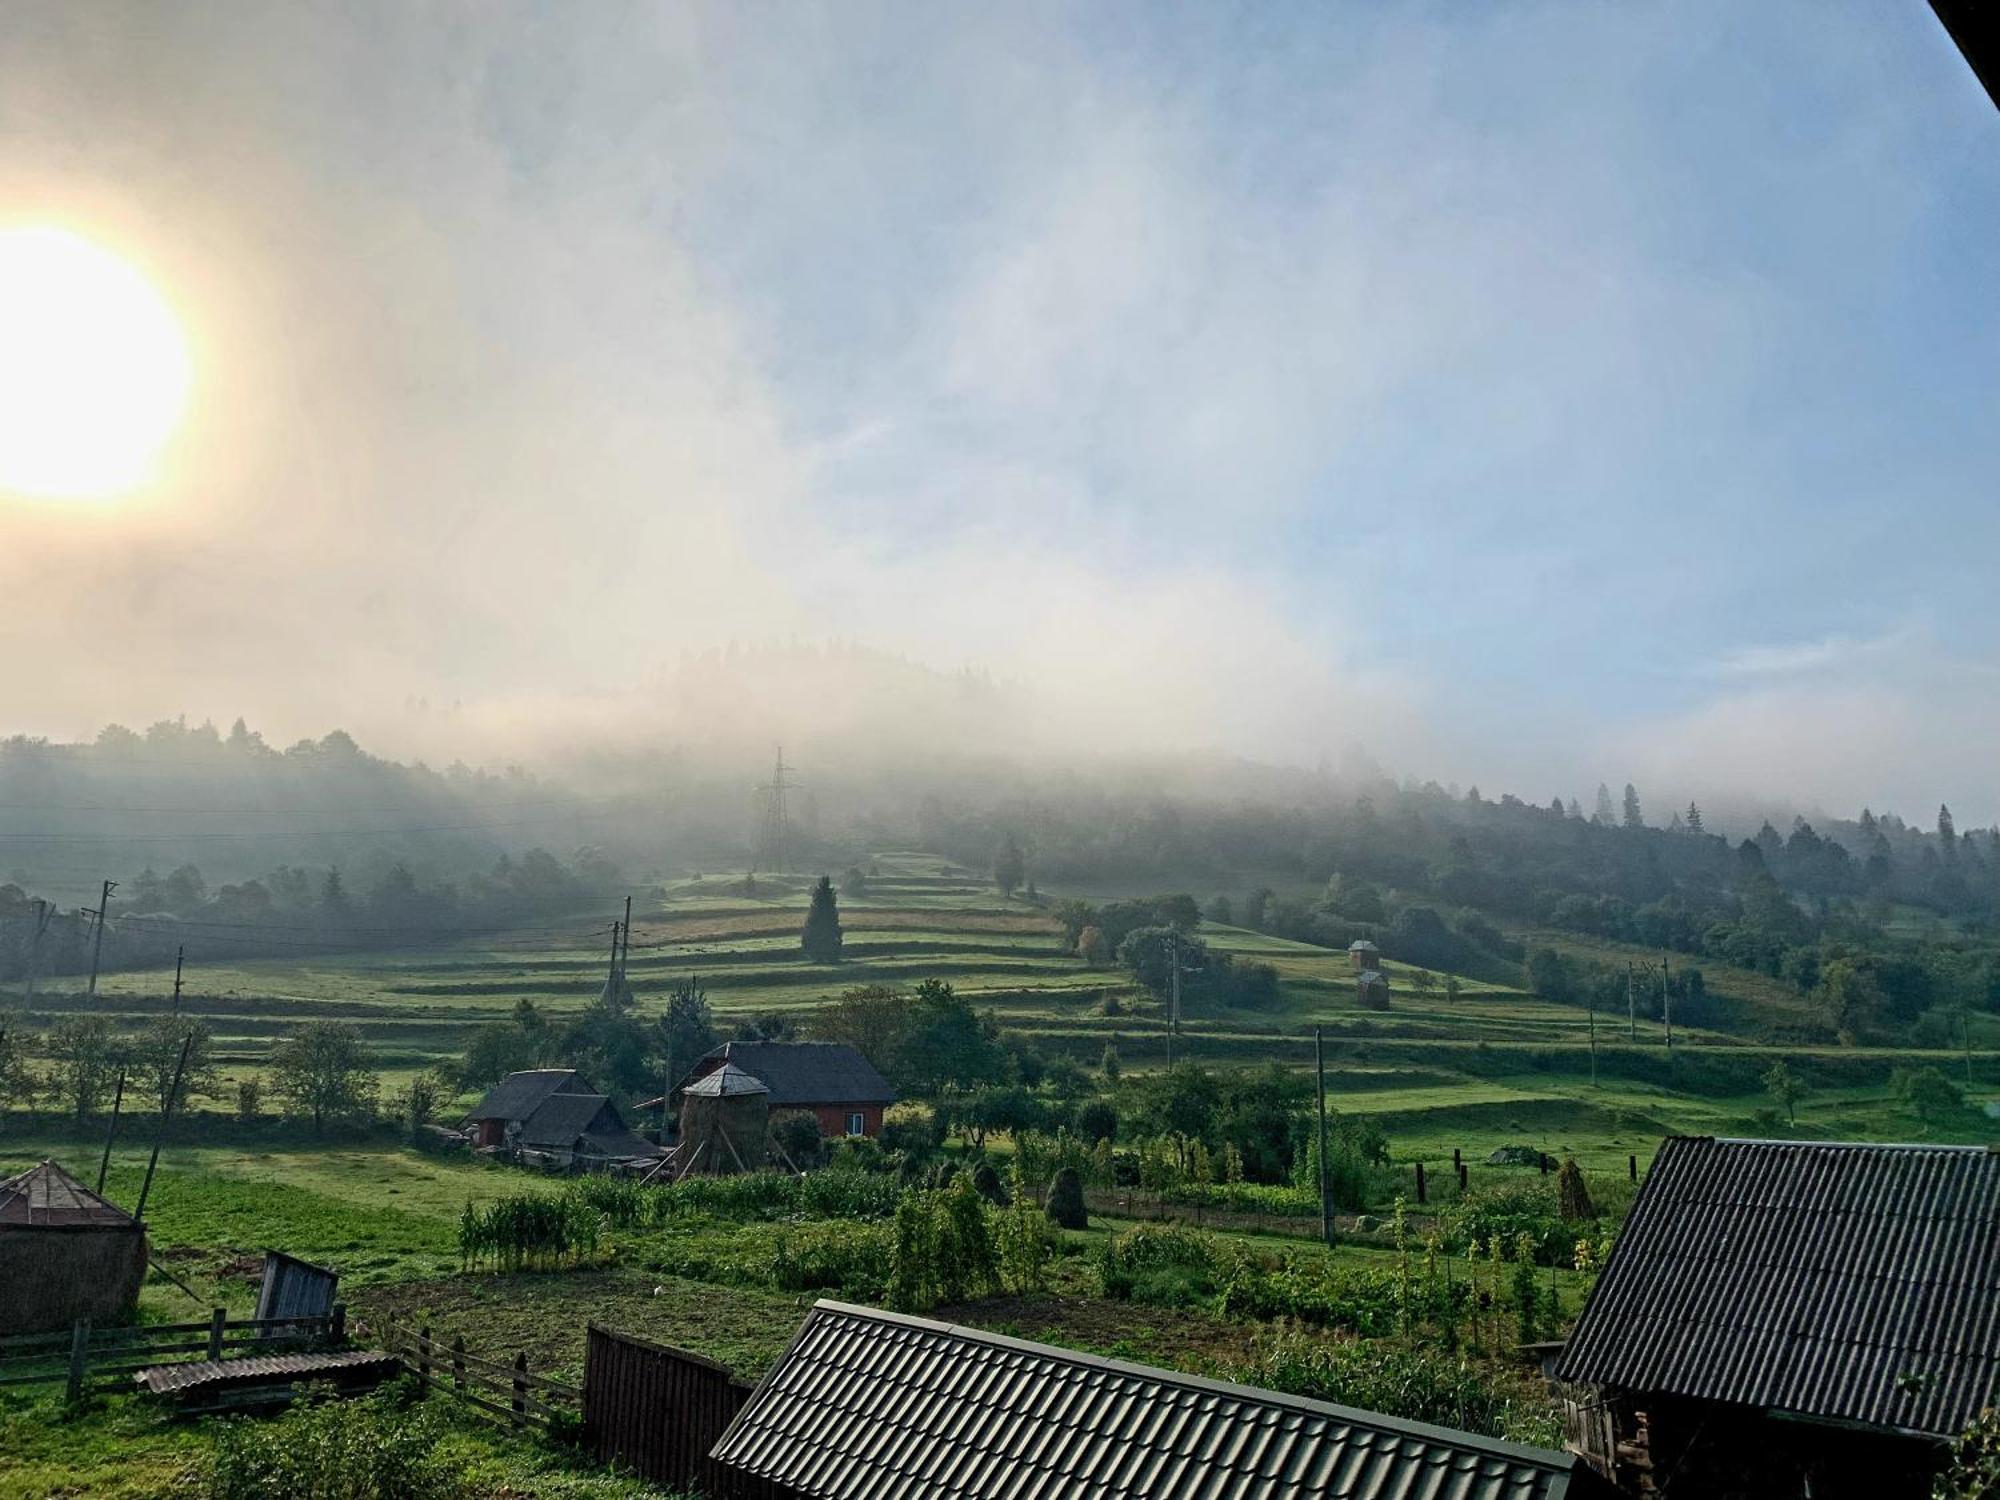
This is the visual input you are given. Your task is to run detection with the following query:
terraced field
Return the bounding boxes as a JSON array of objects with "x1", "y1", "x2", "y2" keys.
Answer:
[{"x1": 15, "y1": 851, "x2": 1992, "y2": 1170}]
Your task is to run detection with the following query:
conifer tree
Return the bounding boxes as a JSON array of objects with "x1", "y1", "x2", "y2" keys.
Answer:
[
  {"x1": 800, "y1": 875, "x2": 844, "y2": 963},
  {"x1": 1622, "y1": 783, "x2": 1644, "y2": 829}
]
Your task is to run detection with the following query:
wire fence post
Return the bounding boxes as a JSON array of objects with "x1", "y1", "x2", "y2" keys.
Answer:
[
  {"x1": 417, "y1": 1326, "x2": 432, "y2": 1389},
  {"x1": 453, "y1": 1335, "x2": 467, "y2": 1393},
  {"x1": 207, "y1": 1308, "x2": 225, "y2": 1362},
  {"x1": 511, "y1": 1353, "x2": 528, "y2": 1429}
]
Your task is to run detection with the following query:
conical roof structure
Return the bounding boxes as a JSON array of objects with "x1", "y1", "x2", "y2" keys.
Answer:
[
  {"x1": 0, "y1": 1160, "x2": 136, "y2": 1227},
  {"x1": 682, "y1": 1062, "x2": 770, "y2": 1099}
]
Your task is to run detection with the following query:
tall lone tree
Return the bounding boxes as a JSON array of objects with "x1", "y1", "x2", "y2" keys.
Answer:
[
  {"x1": 994, "y1": 835, "x2": 1026, "y2": 899},
  {"x1": 800, "y1": 875, "x2": 844, "y2": 964},
  {"x1": 270, "y1": 1020, "x2": 379, "y2": 1133},
  {"x1": 1622, "y1": 783, "x2": 1644, "y2": 829},
  {"x1": 1685, "y1": 802, "x2": 1704, "y2": 836},
  {"x1": 1593, "y1": 784, "x2": 1616, "y2": 825}
]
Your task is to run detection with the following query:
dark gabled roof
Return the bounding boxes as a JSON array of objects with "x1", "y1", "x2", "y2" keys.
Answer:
[
  {"x1": 514, "y1": 1092, "x2": 621, "y2": 1149},
  {"x1": 712, "y1": 1300, "x2": 1583, "y2": 1500},
  {"x1": 464, "y1": 1069, "x2": 586, "y2": 1124},
  {"x1": 0, "y1": 1160, "x2": 138, "y2": 1228},
  {"x1": 687, "y1": 1042, "x2": 894, "y2": 1107},
  {"x1": 1557, "y1": 1136, "x2": 2000, "y2": 1438}
]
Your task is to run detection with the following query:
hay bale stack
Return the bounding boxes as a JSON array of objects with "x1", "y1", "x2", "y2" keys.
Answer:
[
  {"x1": 678, "y1": 1063, "x2": 770, "y2": 1175},
  {"x1": 0, "y1": 1160, "x2": 148, "y2": 1336}
]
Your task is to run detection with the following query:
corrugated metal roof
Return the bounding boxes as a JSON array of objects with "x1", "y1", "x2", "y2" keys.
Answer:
[
  {"x1": 516, "y1": 1092, "x2": 622, "y2": 1148},
  {"x1": 136, "y1": 1349, "x2": 401, "y2": 1397},
  {"x1": 464, "y1": 1068, "x2": 587, "y2": 1124},
  {"x1": 685, "y1": 1042, "x2": 896, "y2": 1107},
  {"x1": 1557, "y1": 1136, "x2": 2000, "y2": 1437},
  {"x1": 685, "y1": 1062, "x2": 771, "y2": 1099},
  {"x1": 0, "y1": 1160, "x2": 138, "y2": 1227},
  {"x1": 254, "y1": 1251, "x2": 339, "y2": 1322},
  {"x1": 712, "y1": 1300, "x2": 1580, "y2": 1500}
]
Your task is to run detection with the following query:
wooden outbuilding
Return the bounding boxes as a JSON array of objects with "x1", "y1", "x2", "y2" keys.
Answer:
[
  {"x1": 1555, "y1": 1136, "x2": 2000, "y2": 1499},
  {"x1": 0, "y1": 1160, "x2": 148, "y2": 1336},
  {"x1": 1356, "y1": 967, "x2": 1391, "y2": 1009},
  {"x1": 1347, "y1": 938, "x2": 1381, "y2": 973}
]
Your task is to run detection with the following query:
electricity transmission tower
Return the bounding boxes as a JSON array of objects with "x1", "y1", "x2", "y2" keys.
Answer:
[{"x1": 753, "y1": 747, "x2": 798, "y2": 873}]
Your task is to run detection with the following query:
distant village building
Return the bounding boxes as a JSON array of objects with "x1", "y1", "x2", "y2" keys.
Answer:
[
  {"x1": 0, "y1": 1160, "x2": 147, "y2": 1336},
  {"x1": 1356, "y1": 967, "x2": 1391, "y2": 1009},
  {"x1": 462, "y1": 1068, "x2": 656, "y2": 1168},
  {"x1": 672, "y1": 1041, "x2": 895, "y2": 1139},
  {"x1": 1555, "y1": 1136, "x2": 2000, "y2": 1499},
  {"x1": 1347, "y1": 938, "x2": 1380, "y2": 973},
  {"x1": 710, "y1": 1299, "x2": 1611, "y2": 1499}
]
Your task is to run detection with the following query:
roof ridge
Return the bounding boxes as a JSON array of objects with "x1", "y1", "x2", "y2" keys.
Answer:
[{"x1": 802, "y1": 1299, "x2": 1575, "y2": 1471}]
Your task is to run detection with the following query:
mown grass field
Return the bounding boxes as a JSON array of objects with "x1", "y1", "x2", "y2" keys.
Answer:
[{"x1": 15, "y1": 850, "x2": 1996, "y2": 1175}]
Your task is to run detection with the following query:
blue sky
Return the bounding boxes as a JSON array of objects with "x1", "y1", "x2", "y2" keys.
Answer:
[{"x1": 2, "y1": 2, "x2": 1996, "y2": 818}]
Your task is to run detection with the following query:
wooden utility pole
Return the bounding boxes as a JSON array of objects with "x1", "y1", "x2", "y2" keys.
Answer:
[
  {"x1": 1587, "y1": 994, "x2": 1598, "y2": 1087},
  {"x1": 603, "y1": 921, "x2": 623, "y2": 1014},
  {"x1": 1626, "y1": 961, "x2": 1637, "y2": 1043},
  {"x1": 171, "y1": 947, "x2": 185, "y2": 1015},
  {"x1": 1963, "y1": 1001, "x2": 1976, "y2": 1088},
  {"x1": 1165, "y1": 933, "x2": 1182, "y2": 1069},
  {"x1": 134, "y1": 1034, "x2": 193, "y2": 1223},
  {"x1": 96, "y1": 1070, "x2": 126, "y2": 1194},
  {"x1": 1315, "y1": 1027, "x2": 1332, "y2": 1248},
  {"x1": 1661, "y1": 959, "x2": 1673, "y2": 1057},
  {"x1": 619, "y1": 895, "x2": 633, "y2": 984},
  {"x1": 23, "y1": 899, "x2": 51, "y2": 1003},
  {"x1": 85, "y1": 879, "x2": 117, "y2": 996}
]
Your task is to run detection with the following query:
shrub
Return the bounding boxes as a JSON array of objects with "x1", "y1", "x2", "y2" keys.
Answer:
[
  {"x1": 235, "y1": 1077, "x2": 261, "y2": 1124},
  {"x1": 1045, "y1": 1166, "x2": 1087, "y2": 1230},
  {"x1": 771, "y1": 1222, "x2": 894, "y2": 1298},
  {"x1": 769, "y1": 1110, "x2": 827, "y2": 1170},
  {"x1": 191, "y1": 1380, "x2": 468, "y2": 1500}
]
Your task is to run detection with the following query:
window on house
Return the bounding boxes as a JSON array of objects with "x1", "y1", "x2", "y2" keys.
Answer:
[{"x1": 846, "y1": 1112, "x2": 865, "y2": 1136}]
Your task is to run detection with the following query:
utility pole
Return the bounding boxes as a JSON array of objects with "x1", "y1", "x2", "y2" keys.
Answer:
[
  {"x1": 1315, "y1": 1027, "x2": 1332, "y2": 1248},
  {"x1": 23, "y1": 899, "x2": 51, "y2": 1003},
  {"x1": 1626, "y1": 962, "x2": 1637, "y2": 1043},
  {"x1": 1587, "y1": 993, "x2": 1598, "y2": 1087},
  {"x1": 1165, "y1": 933, "x2": 1182, "y2": 1069},
  {"x1": 603, "y1": 921, "x2": 624, "y2": 1014},
  {"x1": 96, "y1": 1070, "x2": 126, "y2": 1194},
  {"x1": 85, "y1": 879, "x2": 116, "y2": 997},
  {"x1": 171, "y1": 947, "x2": 185, "y2": 1016},
  {"x1": 1963, "y1": 1001, "x2": 1975, "y2": 1089},
  {"x1": 1661, "y1": 959, "x2": 1673, "y2": 1057}
]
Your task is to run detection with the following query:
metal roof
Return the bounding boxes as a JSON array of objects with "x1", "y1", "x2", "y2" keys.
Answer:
[
  {"x1": 0, "y1": 1160, "x2": 138, "y2": 1228},
  {"x1": 684, "y1": 1042, "x2": 895, "y2": 1107},
  {"x1": 684, "y1": 1062, "x2": 770, "y2": 1099},
  {"x1": 712, "y1": 1300, "x2": 1583, "y2": 1500},
  {"x1": 515, "y1": 1092, "x2": 621, "y2": 1148},
  {"x1": 136, "y1": 1349, "x2": 402, "y2": 1397},
  {"x1": 464, "y1": 1068, "x2": 588, "y2": 1124},
  {"x1": 1557, "y1": 1136, "x2": 2000, "y2": 1438}
]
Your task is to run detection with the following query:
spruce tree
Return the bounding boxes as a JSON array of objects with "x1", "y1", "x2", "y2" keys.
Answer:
[
  {"x1": 1622, "y1": 783, "x2": 1644, "y2": 828},
  {"x1": 1685, "y1": 802, "x2": 1704, "y2": 835},
  {"x1": 800, "y1": 875, "x2": 844, "y2": 963}
]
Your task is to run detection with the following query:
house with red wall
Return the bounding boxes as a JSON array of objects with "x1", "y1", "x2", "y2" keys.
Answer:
[{"x1": 673, "y1": 1041, "x2": 895, "y2": 1138}]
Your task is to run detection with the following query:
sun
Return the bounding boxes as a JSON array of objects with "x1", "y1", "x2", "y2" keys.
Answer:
[{"x1": 0, "y1": 225, "x2": 193, "y2": 500}]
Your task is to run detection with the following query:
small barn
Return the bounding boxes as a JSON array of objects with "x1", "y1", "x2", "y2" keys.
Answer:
[
  {"x1": 673, "y1": 1041, "x2": 895, "y2": 1139},
  {"x1": 463, "y1": 1068, "x2": 590, "y2": 1149},
  {"x1": 1348, "y1": 938, "x2": 1381, "y2": 973},
  {"x1": 0, "y1": 1160, "x2": 148, "y2": 1336},
  {"x1": 1555, "y1": 1136, "x2": 2000, "y2": 1499},
  {"x1": 676, "y1": 1063, "x2": 771, "y2": 1176},
  {"x1": 512, "y1": 1092, "x2": 656, "y2": 1170},
  {"x1": 1356, "y1": 967, "x2": 1391, "y2": 1009},
  {"x1": 710, "y1": 1299, "x2": 1612, "y2": 1499}
]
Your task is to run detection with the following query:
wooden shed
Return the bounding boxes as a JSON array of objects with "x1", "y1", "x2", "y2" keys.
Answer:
[
  {"x1": 0, "y1": 1160, "x2": 148, "y2": 1336},
  {"x1": 676, "y1": 1063, "x2": 770, "y2": 1176},
  {"x1": 1356, "y1": 967, "x2": 1391, "y2": 1010}
]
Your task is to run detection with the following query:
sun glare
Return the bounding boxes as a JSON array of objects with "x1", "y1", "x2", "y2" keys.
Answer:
[{"x1": 0, "y1": 225, "x2": 193, "y2": 501}]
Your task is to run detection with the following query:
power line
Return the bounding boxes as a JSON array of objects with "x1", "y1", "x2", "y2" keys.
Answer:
[{"x1": 0, "y1": 810, "x2": 652, "y2": 843}]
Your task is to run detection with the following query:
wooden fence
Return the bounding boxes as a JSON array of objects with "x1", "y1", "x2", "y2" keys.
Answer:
[
  {"x1": 0, "y1": 1308, "x2": 344, "y2": 1403},
  {"x1": 364, "y1": 1318, "x2": 581, "y2": 1437},
  {"x1": 581, "y1": 1324, "x2": 762, "y2": 1494}
]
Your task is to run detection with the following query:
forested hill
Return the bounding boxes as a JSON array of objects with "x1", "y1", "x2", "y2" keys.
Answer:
[{"x1": 918, "y1": 781, "x2": 2000, "y2": 1045}]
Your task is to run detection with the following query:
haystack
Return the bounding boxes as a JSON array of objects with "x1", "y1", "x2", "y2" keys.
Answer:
[
  {"x1": 0, "y1": 1160, "x2": 148, "y2": 1335},
  {"x1": 677, "y1": 1063, "x2": 770, "y2": 1175}
]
